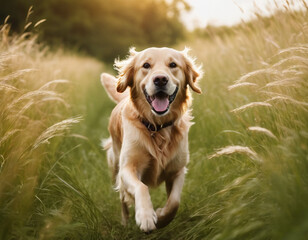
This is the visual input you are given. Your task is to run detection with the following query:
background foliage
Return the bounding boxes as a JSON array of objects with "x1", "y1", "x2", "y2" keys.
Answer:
[{"x1": 0, "y1": 0, "x2": 188, "y2": 62}]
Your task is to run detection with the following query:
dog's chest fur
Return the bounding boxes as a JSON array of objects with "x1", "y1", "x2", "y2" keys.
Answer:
[
  {"x1": 109, "y1": 100, "x2": 192, "y2": 186},
  {"x1": 137, "y1": 118, "x2": 191, "y2": 187},
  {"x1": 140, "y1": 128, "x2": 179, "y2": 185}
]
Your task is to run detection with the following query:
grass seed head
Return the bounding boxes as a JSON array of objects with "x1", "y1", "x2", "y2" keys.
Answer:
[{"x1": 209, "y1": 145, "x2": 261, "y2": 162}]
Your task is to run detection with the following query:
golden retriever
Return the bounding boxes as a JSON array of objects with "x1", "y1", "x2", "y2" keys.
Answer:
[{"x1": 100, "y1": 47, "x2": 202, "y2": 232}]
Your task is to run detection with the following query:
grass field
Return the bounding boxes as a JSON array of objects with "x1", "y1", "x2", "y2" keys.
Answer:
[{"x1": 1, "y1": 3, "x2": 308, "y2": 240}]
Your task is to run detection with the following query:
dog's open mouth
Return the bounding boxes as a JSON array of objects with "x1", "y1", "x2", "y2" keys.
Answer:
[{"x1": 144, "y1": 87, "x2": 178, "y2": 115}]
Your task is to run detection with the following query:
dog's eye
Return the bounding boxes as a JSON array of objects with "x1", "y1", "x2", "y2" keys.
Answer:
[
  {"x1": 143, "y1": 62, "x2": 151, "y2": 69},
  {"x1": 169, "y1": 62, "x2": 177, "y2": 68}
]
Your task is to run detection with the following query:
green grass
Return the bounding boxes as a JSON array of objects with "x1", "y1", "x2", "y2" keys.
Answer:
[{"x1": 1, "y1": 3, "x2": 308, "y2": 240}]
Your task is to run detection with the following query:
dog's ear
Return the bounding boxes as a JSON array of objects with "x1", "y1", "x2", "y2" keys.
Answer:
[
  {"x1": 114, "y1": 47, "x2": 137, "y2": 93},
  {"x1": 182, "y1": 48, "x2": 202, "y2": 94}
]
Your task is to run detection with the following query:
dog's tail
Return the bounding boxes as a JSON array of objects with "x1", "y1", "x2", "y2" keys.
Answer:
[{"x1": 100, "y1": 73, "x2": 129, "y2": 103}]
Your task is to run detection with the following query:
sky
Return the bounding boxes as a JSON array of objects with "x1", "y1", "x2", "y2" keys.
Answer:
[{"x1": 182, "y1": 0, "x2": 308, "y2": 29}]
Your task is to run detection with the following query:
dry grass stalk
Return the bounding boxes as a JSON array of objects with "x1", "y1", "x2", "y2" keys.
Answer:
[
  {"x1": 7, "y1": 90, "x2": 60, "y2": 109},
  {"x1": 276, "y1": 45, "x2": 308, "y2": 56},
  {"x1": 14, "y1": 100, "x2": 35, "y2": 117},
  {"x1": 231, "y1": 102, "x2": 272, "y2": 113},
  {"x1": 218, "y1": 171, "x2": 257, "y2": 195},
  {"x1": 263, "y1": 76, "x2": 304, "y2": 88},
  {"x1": 32, "y1": 116, "x2": 82, "y2": 150},
  {"x1": 0, "y1": 68, "x2": 37, "y2": 82},
  {"x1": 247, "y1": 126, "x2": 278, "y2": 140},
  {"x1": 266, "y1": 96, "x2": 308, "y2": 108},
  {"x1": 208, "y1": 145, "x2": 261, "y2": 162},
  {"x1": 38, "y1": 96, "x2": 70, "y2": 108},
  {"x1": 0, "y1": 83, "x2": 19, "y2": 92},
  {"x1": 288, "y1": 64, "x2": 308, "y2": 71},
  {"x1": 235, "y1": 68, "x2": 281, "y2": 83},
  {"x1": 234, "y1": 53, "x2": 307, "y2": 86},
  {"x1": 0, "y1": 129, "x2": 21, "y2": 146},
  {"x1": 33, "y1": 19, "x2": 46, "y2": 28},
  {"x1": 228, "y1": 82, "x2": 258, "y2": 91},
  {"x1": 272, "y1": 55, "x2": 308, "y2": 69},
  {"x1": 38, "y1": 79, "x2": 70, "y2": 90}
]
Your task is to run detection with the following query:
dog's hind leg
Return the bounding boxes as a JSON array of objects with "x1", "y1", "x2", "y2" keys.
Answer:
[
  {"x1": 103, "y1": 137, "x2": 120, "y2": 183},
  {"x1": 106, "y1": 147, "x2": 118, "y2": 183},
  {"x1": 121, "y1": 196, "x2": 130, "y2": 226}
]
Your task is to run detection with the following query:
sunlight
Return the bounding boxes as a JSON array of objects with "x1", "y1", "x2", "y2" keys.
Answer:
[{"x1": 183, "y1": 0, "x2": 308, "y2": 29}]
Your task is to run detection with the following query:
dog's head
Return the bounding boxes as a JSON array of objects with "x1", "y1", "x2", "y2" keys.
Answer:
[{"x1": 115, "y1": 47, "x2": 202, "y2": 121}]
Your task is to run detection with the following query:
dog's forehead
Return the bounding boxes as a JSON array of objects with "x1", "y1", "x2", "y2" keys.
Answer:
[{"x1": 136, "y1": 47, "x2": 182, "y2": 63}]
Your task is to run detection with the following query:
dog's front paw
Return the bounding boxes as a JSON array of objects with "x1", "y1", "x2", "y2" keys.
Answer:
[{"x1": 135, "y1": 207, "x2": 157, "y2": 232}]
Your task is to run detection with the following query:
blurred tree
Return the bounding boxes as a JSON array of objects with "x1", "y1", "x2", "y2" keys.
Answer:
[{"x1": 0, "y1": 0, "x2": 189, "y2": 62}]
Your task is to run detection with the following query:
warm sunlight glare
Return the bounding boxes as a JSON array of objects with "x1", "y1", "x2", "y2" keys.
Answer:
[{"x1": 183, "y1": 0, "x2": 308, "y2": 29}]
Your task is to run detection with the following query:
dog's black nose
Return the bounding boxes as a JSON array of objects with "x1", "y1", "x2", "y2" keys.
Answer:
[{"x1": 154, "y1": 75, "x2": 168, "y2": 87}]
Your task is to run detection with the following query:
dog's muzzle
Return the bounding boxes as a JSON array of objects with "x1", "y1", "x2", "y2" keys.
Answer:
[{"x1": 144, "y1": 87, "x2": 178, "y2": 115}]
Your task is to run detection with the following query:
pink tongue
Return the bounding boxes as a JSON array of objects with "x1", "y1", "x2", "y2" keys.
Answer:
[{"x1": 152, "y1": 98, "x2": 169, "y2": 112}]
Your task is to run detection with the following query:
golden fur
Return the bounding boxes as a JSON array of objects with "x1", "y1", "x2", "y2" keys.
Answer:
[{"x1": 101, "y1": 47, "x2": 202, "y2": 232}]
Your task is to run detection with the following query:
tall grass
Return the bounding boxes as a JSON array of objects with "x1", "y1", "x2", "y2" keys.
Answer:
[
  {"x1": 0, "y1": 16, "x2": 109, "y2": 239},
  {"x1": 1, "y1": 1, "x2": 308, "y2": 239},
  {"x1": 174, "y1": 2, "x2": 308, "y2": 239}
]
